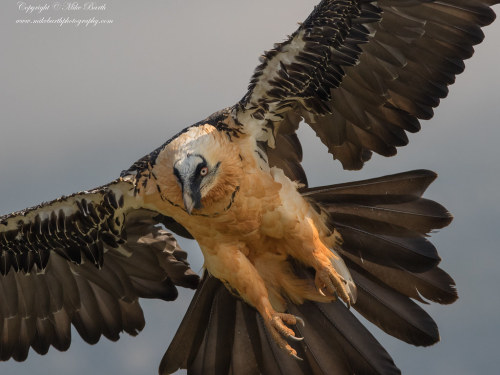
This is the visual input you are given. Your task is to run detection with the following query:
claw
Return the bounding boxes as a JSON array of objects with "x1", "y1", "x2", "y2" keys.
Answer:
[
  {"x1": 288, "y1": 334, "x2": 304, "y2": 342},
  {"x1": 265, "y1": 312, "x2": 305, "y2": 358},
  {"x1": 294, "y1": 316, "x2": 305, "y2": 327},
  {"x1": 315, "y1": 266, "x2": 351, "y2": 306}
]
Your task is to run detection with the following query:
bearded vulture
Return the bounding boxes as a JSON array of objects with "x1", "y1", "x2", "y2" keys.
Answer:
[{"x1": 1, "y1": 1, "x2": 498, "y2": 374}]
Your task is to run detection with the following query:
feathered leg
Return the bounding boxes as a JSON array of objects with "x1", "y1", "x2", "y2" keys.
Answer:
[
  {"x1": 285, "y1": 217, "x2": 352, "y2": 304},
  {"x1": 202, "y1": 242, "x2": 305, "y2": 358}
]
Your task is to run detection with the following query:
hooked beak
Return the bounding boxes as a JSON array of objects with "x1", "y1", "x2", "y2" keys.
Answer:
[
  {"x1": 174, "y1": 155, "x2": 205, "y2": 214},
  {"x1": 182, "y1": 185, "x2": 202, "y2": 215}
]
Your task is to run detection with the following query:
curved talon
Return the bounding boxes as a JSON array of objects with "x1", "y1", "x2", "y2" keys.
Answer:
[
  {"x1": 288, "y1": 334, "x2": 304, "y2": 342},
  {"x1": 291, "y1": 353, "x2": 304, "y2": 361},
  {"x1": 294, "y1": 316, "x2": 305, "y2": 327},
  {"x1": 266, "y1": 312, "x2": 305, "y2": 357},
  {"x1": 315, "y1": 267, "x2": 351, "y2": 305}
]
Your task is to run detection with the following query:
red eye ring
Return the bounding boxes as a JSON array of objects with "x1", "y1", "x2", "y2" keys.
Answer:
[{"x1": 200, "y1": 167, "x2": 208, "y2": 176}]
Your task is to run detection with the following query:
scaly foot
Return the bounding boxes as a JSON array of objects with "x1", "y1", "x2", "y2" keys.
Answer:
[{"x1": 265, "y1": 312, "x2": 305, "y2": 360}]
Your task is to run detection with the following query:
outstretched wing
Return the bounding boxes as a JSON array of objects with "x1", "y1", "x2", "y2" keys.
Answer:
[
  {"x1": 0, "y1": 179, "x2": 199, "y2": 361},
  {"x1": 233, "y1": 0, "x2": 498, "y2": 170}
]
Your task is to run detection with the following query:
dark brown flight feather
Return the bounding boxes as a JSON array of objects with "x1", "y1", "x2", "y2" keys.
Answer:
[
  {"x1": 1, "y1": 0, "x2": 496, "y2": 374},
  {"x1": 235, "y1": 0, "x2": 498, "y2": 170},
  {"x1": 0, "y1": 183, "x2": 199, "y2": 362}
]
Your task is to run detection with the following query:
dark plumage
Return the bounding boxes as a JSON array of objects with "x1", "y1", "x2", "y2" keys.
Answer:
[{"x1": 0, "y1": 1, "x2": 497, "y2": 374}]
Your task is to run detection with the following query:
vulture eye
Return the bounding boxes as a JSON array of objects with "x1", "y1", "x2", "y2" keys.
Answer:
[{"x1": 200, "y1": 166, "x2": 208, "y2": 176}]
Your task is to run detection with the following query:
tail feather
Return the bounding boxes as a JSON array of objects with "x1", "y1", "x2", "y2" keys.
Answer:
[
  {"x1": 247, "y1": 306, "x2": 295, "y2": 375},
  {"x1": 335, "y1": 222, "x2": 441, "y2": 272},
  {"x1": 159, "y1": 275, "x2": 219, "y2": 374},
  {"x1": 344, "y1": 252, "x2": 457, "y2": 305},
  {"x1": 305, "y1": 170, "x2": 452, "y2": 272},
  {"x1": 308, "y1": 170, "x2": 456, "y2": 346},
  {"x1": 349, "y1": 264, "x2": 439, "y2": 346},
  {"x1": 188, "y1": 288, "x2": 237, "y2": 375},
  {"x1": 161, "y1": 170, "x2": 456, "y2": 374},
  {"x1": 228, "y1": 303, "x2": 264, "y2": 375},
  {"x1": 326, "y1": 198, "x2": 451, "y2": 234},
  {"x1": 291, "y1": 300, "x2": 401, "y2": 375},
  {"x1": 301, "y1": 169, "x2": 439, "y2": 201},
  {"x1": 162, "y1": 274, "x2": 401, "y2": 375}
]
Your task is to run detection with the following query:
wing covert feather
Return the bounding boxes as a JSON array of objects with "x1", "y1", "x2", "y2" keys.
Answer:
[
  {"x1": 232, "y1": 0, "x2": 498, "y2": 170},
  {"x1": 0, "y1": 180, "x2": 199, "y2": 361}
]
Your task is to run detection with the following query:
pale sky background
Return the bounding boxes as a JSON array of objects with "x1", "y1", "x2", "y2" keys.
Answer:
[{"x1": 0, "y1": 1, "x2": 499, "y2": 374}]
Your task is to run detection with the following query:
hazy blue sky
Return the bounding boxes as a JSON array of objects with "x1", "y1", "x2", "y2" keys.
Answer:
[{"x1": 1, "y1": 1, "x2": 499, "y2": 374}]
